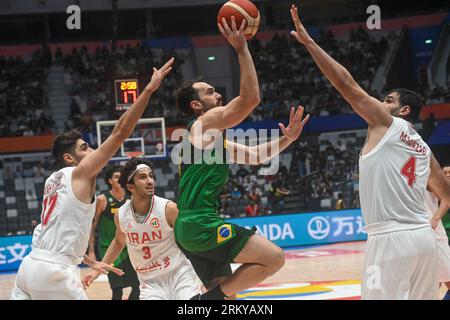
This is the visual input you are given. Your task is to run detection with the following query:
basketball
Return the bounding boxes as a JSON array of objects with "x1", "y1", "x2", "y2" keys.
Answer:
[{"x1": 217, "y1": 0, "x2": 260, "y2": 40}]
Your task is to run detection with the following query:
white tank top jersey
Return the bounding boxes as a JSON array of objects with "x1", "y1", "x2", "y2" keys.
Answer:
[
  {"x1": 31, "y1": 167, "x2": 96, "y2": 265},
  {"x1": 118, "y1": 195, "x2": 189, "y2": 281},
  {"x1": 359, "y1": 117, "x2": 431, "y2": 234},
  {"x1": 424, "y1": 191, "x2": 449, "y2": 241}
]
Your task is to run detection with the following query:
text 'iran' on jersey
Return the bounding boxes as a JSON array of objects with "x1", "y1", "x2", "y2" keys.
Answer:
[{"x1": 117, "y1": 195, "x2": 191, "y2": 281}]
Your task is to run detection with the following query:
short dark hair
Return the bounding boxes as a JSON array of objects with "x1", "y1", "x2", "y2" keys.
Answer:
[
  {"x1": 104, "y1": 165, "x2": 122, "y2": 189},
  {"x1": 388, "y1": 88, "x2": 423, "y2": 122},
  {"x1": 51, "y1": 130, "x2": 82, "y2": 169},
  {"x1": 175, "y1": 80, "x2": 200, "y2": 117},
  {"x1": 119, "y1": 158, "x2": 154, "y2": 191}
]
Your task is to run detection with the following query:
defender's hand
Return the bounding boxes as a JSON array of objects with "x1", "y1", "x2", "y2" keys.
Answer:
[
  {"x1": 145, "y1": 57, "x2": 175, "y2": 93},
  {"x1": 290, "y1": 5, "x2": 313, "y2": 45},
  {"x1": 91, "y1": 261, "x2": 124, "y2": 276}
]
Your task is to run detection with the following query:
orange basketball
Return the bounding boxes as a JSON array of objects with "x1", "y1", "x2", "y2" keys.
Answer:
[{"x1": 217, "y1": 0, "x2": 260, "y2": 40}]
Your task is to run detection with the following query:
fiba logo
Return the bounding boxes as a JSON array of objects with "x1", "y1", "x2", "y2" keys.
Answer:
[
  {"x1": 150, "y1": 218, "x2": 159, "y2": 229},
  {"x1": 307, "y1": 216, "x2": 330, "y2": 240}
]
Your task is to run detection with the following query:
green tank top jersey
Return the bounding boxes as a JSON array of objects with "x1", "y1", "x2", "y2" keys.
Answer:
[
  {"x1": 175, "y1": 117, "x2": 231, "y2": 252},
  {"x1": 98, "y1": 191, "x2": 129, "y2": 267}
]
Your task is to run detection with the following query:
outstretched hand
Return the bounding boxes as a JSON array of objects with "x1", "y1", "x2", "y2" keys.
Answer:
[
  {"x1": 82, "y1": 262, "x2": 124, "y2": 289},
  {"x1": 290, "y1": 4, "x2": 313, "y2": 45},
  {"x1": 218, "y1": 16, "x2": 248, "y2": 52},
  {"x1": 145, "y1": 57, "x2": 175, "y2": 93},
  {"x1": 91, "y1": 260, "x2": 124, "y2": 276},
  {"x1": 279, "y1": 106, "x2": 310, "y2": 142}
]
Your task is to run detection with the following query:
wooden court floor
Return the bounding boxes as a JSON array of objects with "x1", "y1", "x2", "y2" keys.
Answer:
[{"x1": 0, "y1": 241, "x2": 446, "y2": 300}]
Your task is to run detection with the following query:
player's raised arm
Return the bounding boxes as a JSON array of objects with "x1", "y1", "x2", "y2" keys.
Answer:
[
  {"x1": 228, "y1": 106, "x2": 310, "y2": 165},
  {"x1": 73, "y1": 58, "x2": 174, "y2": 182},
  {"x1": 289, "y1": 5, "x2": 391, "y2": 128},
  {"x1": 201, "y1": 17, "x2": 260, "y2": 131}
]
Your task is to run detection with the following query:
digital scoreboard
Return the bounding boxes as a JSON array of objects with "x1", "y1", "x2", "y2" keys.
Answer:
[{"x1": 114, "y1": 79, "x2": 139, "y2": 111}]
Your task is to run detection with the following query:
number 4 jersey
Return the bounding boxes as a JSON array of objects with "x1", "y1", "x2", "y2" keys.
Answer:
[
  {"x1": 359, "y1": 117, "x2": 431, "y2": 232},
  {"x1": 118, "y1": 195, "x2": 190, "y2": 281}
]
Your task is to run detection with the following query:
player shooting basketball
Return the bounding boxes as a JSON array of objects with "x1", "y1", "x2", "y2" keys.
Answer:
[
  {"x1": 10, "y1": 58, "x2": 174, "y2": 300},
  {"x1": 289, "y1": 4, "x2": 450, "y2": 299},
  {"x1": 174, "y1": 16, "x2": 309, "y2": 300}
]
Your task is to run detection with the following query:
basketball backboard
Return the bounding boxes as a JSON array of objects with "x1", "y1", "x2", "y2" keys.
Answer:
[{"x1": 96, "y1": 118, "x2": 167, "y2": 161}]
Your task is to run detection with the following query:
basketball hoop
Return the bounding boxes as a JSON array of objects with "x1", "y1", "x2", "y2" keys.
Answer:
[{"x1": 125, "y1": 151, "x2": 145, "y2": 159}]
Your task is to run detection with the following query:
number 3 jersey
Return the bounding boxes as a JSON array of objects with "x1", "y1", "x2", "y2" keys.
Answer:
[
  {"x1": 32, "y1": 166, "x2": 96, "y2": 264},
  {"x1": 359, "y1": 117, "x2": 431, "y2": 232},
  {"x1": 118, "y1": 195, "x2": 190, "y2": 281}
]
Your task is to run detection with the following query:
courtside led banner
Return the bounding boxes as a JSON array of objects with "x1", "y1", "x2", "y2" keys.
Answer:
[
  {"x1": 0, "y1": 210, "x2": 367, "y2": 272},
  {"x1": 227, "y1": 209, "x2": 367, "y2": 247},
  {"x1": 0, "y1": 235, "x2": 32, "y2": 272}
]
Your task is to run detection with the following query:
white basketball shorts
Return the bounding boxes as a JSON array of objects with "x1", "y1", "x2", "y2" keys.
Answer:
[
  {"x1": 10, "y1": 255, "x2": 87, "y2": 300},
  {"x1": 361, "y1": 226, "x2": 438, "y2": 300},
  {"x1": 139, "y1": 260, "x2": 201, "y2": 300}
]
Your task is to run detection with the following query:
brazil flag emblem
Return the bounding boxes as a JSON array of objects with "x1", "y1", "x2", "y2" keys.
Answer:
[{"x1": 217, "y1": 224, "x2": 233, "y2": 244}]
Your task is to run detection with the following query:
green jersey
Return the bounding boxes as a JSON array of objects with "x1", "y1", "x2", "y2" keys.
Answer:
[
  {"x1": 441, "y1": 209, "x2": 450, "y2": 242},
  {"x1": 175, "y1": 117, "x2": 231, "y2": 252},
  {"x1": 98, "y1": 191, "x2": 128, "y2": 266}
]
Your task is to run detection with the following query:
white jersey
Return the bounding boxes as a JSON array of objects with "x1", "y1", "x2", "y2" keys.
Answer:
[
  {"x1": 359, "y1": 117, "x2": 431, "y2": 234},
  {"x1": 31, "y1": 167, "x2": 96, "y2": 265},
  {"x1": 118, "y1": 195, "x2": 190, "y2": 281},
  {"x1": 424, "y1": 191, "x2": 449, "y2": 241}
]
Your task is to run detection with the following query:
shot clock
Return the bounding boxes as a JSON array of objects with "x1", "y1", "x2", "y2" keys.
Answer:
[{"x1": 114, "y1": 79, "x2": 139, "y2": 111}]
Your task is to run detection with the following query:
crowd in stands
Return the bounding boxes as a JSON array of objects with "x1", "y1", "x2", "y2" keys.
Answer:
[
  {"x1": 0, "y1": 49, "x2": 55, "y2": 137},
  {"x1": 416, "y1": 80, "x2": 450, "y2": 105},
  {"x1": 247, "y1": 27, "x2": 389, "y2": 122},
  {"x1": 0, "y1": 26, "x2": 392, "y2": 138},
  {"x1": 215, "y1": 130, "x2": 361, "y2": 219}
]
